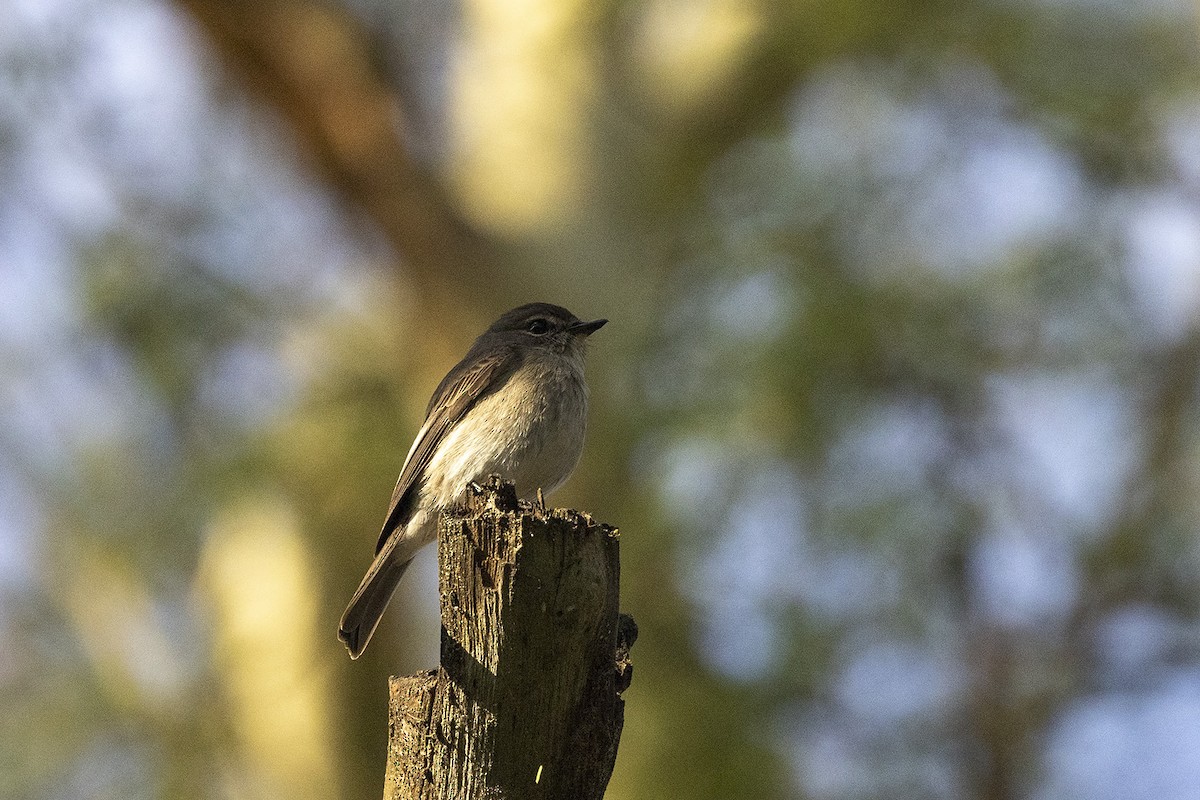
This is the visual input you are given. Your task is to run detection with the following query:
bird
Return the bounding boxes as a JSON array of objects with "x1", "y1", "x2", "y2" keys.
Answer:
[{"x1": 338, "y1": 302, "x2": 607, "y2": 658}]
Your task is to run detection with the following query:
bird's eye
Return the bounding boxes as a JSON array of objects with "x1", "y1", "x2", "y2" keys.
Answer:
[{"x1": 526, "y1": 318, "x2": 551, "y2": 335}]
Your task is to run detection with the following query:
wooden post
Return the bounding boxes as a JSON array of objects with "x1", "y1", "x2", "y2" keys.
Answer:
[{"x1": 383, "y1": 476, "x2": 636, "y2": 800}]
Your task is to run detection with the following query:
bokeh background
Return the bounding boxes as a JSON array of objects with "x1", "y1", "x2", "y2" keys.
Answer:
[{"x1": 3, "y1": 0, "x2": 1200, "y2": 798}]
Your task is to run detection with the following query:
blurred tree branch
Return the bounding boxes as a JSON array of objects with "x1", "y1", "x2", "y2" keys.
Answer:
[
  {"x1": 1080, "y1": 328, "x2": 1200, "y2": 614},
  {"x1": 175, "y1": 0, "x2": 501, "y2": 306}
]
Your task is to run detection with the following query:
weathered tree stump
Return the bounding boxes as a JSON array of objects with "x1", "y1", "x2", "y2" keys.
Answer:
[{"x1": 383, "y1": 476, "x2": 636, "y2": 800}]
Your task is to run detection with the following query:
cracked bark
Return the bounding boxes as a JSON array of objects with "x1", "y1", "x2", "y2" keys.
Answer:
[{"x1": 383, "y1": 477, "x2": 635, "y2": 800}]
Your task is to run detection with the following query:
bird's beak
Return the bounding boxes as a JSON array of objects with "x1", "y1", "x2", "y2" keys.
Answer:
[{"x1": 568, "y1": 318, "x2": 607, "y2": 337}]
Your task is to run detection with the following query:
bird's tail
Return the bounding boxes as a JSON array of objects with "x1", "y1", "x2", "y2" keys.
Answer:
[{"x1": 338, "y1": 545, "x2": 413, "y2": 659}]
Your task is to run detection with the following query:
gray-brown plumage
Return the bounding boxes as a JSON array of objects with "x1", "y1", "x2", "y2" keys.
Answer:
[{"x1": 338, "y1": 303, "x2": 606, "y2": 658}]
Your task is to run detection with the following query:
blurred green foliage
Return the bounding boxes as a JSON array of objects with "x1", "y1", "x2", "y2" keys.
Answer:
[{"x1": 2, "y1": 1, "x2": 1200, "y2": 799}]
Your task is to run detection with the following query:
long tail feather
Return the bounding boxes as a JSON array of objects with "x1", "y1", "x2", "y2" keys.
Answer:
[{"x1": 338, "y1": 546, "x2": 413, "y2": 659}]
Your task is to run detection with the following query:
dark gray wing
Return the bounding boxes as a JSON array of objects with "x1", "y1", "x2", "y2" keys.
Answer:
[{"x1": 374, "y1": 346, "x2": 520, "y2": 553}]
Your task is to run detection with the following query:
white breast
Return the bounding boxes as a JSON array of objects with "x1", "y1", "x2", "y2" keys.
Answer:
[{"x1": 421, "y1": 351, "x2": 589, "y2": 509}]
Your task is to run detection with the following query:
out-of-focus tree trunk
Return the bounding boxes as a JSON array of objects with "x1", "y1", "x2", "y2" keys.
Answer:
[{"x1": 175, "y1": 0, "x2": 506, "y2": 326}]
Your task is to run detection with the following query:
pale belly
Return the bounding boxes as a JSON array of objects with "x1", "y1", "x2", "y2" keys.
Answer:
[{"x1": 420, "y1": 355, "x2": 589, "y2": 509}]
